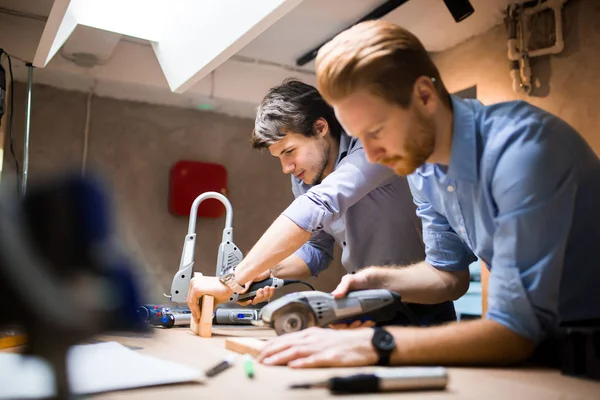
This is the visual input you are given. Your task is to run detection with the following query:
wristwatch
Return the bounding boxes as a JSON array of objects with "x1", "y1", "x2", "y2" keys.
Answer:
[
  {"x1": 371, "y1": 327, "x2": 396, "y2": 366},
  {"x1": 218, "y1": 272, "x2": 243, "y2": 293}
]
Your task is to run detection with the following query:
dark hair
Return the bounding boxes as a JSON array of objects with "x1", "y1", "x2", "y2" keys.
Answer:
[{"x1": 251, "y1": 79, "x2": 343, "y2": 149}]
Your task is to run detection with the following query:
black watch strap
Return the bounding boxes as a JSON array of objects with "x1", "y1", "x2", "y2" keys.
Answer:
[
  {"x1": 377, "y1": 351, "x2": 391, "y2": 367},
  {"x1": 372, "y1": 327, "x2": 395, "y2": 366}
]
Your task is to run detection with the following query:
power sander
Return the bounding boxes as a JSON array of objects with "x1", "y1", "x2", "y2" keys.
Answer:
[{"x1": 168, "y1": 192, "x2": 312, "y2": 325}]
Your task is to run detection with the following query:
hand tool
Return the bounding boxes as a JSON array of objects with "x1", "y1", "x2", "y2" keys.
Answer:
[
  {"x1": 252, "y1": 289, "x2": 419, "y2": 335},
  {"x1": 290, "y1": 367, "x2": 448, "y2": 393},
  {"x1": 167, "y1": 192, "x2": 314, "y2": 325}
]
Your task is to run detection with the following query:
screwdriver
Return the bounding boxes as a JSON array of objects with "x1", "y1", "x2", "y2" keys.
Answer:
[{"x1": 290, "y1": 367, "x2": 448, "y2": 393}]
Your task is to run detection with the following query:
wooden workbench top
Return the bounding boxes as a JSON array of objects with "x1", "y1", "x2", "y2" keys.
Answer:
[{"x1": 86, "y1": 326, "x2": 600, "y2": 399}]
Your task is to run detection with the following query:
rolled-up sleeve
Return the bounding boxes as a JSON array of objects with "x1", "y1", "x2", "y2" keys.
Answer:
[
  {"x1": 486, "y1": 127, "x2": 578, "y2": 343},
  {"x1": 282, "y1": 147, "x2": 396, "y2": 232},
  {"x1": 408, "y1": 176, "x2": 476, "y2": 272},
  {"x1": 294, "y1": 230, "x2": 335, "y2": 276}
]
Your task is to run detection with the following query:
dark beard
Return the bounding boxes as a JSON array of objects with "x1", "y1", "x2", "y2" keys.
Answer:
[{"x1": 310, "y1": 141, "x2": 331, "y2": 185}]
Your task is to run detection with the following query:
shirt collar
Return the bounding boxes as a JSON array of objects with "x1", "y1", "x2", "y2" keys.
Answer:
[
  {"x1": 447, "y1": 95, "x2": 478, "y2": 183},
  {"x1": 334, "y1": 131, "x2": 352, "y2": 168}
]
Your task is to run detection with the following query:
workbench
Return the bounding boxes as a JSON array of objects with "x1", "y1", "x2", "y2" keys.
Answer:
[{"x1": 81, "y1": 326, "x2": 600, "y2": 399}]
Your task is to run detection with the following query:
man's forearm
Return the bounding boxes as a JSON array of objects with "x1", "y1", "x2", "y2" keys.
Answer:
[
  {"x1": 388, "y1": 319, "x2": 536, "y2": 365},
  {"x1": 270, "y1": 254, "x2": 312, "y2": 279},
  {"x1": 235, "y1": 215, "x2": 311, "y2": 284},
  {"x1": 366, "y1": 262, "x2": 470, "y2": 304}
]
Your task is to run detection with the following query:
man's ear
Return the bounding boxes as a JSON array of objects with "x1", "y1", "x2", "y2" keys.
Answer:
[
  {"x1": 412, "y1": 76, "x2": 437, "y2": 114},
  {"x1": 313, "y1": 118, "x2": 329, "y2": 138}
]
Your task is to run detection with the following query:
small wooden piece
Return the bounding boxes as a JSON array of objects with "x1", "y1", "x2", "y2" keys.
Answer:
[
  {"x1": 190, "y1": 294, "x2": 214, "y2": 337},
  {"x1": 225, "y1": 337, "x2": 267, "y2": 358},
  {"x1": 190, "y1": 315, "x2": 199, "y2": 335},
  {"x1": 481, "y1": 261, "x2": 490, "y2": 317},
  {"x1": 189, "y1": 272, "x2": 214, "y2": 338},
  {"x1": 199, "y1": 295, "x2": 214, "y2": 338}
]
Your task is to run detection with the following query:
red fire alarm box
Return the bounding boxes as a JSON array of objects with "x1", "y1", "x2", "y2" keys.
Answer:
[{"x1": 169, "y1": 160, "x2": 228, "y2": 218}]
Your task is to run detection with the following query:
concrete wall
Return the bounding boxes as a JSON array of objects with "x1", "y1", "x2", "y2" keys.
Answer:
[
  {"x1": 1, "y1": 83, "x2": 347, "y2": 302},
  {"x1": 4, "y1": 0, "x2": 598, "y2": 306},
  {"x1": 432, "y1": 0, "x2": 600, "y2": 154}
]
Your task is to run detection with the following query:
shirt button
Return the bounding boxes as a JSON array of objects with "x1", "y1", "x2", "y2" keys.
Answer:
[
  {"x1": 447, "y1": 185, "x2": 454, "y2": 192},
  {"x1": 343, "y1": 241, "x2": 346, "y2": 246}
]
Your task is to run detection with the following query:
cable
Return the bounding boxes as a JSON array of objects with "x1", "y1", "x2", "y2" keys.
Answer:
[
  {"x1": 397, "y1": 302, "x2": 421, "y2": 326},
  {"x1": 81, "y1": 90, "x2": 92, "y2": 175},
  {"x1": 282, "y1": 279, "x2": 315, "y2": 291},
  {"x1": 0, "y1": 49, "x2": 19, "y2": 194}
]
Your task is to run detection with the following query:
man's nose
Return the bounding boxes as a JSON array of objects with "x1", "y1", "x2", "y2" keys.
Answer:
[
  {"x1": 363, "y1": 141, "x2": 384, "y2": 164},
  {"x1": 282, "y1": 161, "x2": 295, "y2": 174}
]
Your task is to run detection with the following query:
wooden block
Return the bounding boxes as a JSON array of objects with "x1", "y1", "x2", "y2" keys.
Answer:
[
  {"x1": 481, "y1": 261, "x2": 490, "y2": 317},
  {"x1": 199, "y1": 295, "x2": 214, "y2": 338},
  {"x1": 225, "y1": 337, "x2": 267, "y2": 358},
  {"x1": 188, "y1": 272, "x2": 214, "y2": 338},
  {"x1": 190, "y1": 315, "x2": 199, "y2": 335},
  {"x1": 189, "y1": 294, "x2": 214, "y2": 337}
]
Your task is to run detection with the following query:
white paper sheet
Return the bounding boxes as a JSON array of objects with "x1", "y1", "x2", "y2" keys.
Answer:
[{"x1": 0, "y1": 342, "x2": 204, "y2": 399}]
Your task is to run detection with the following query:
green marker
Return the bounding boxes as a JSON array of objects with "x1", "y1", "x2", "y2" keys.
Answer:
[{"x1": 243, "y1": 354, "x2": 255, "y2": 379}]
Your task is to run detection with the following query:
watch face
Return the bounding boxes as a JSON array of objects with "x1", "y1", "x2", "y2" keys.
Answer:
[{"x1": 374, "y1": 329, "x2": 396, "y2": 352}]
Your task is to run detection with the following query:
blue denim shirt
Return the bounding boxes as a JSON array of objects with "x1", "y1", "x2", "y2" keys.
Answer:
[
  {"x1": 281, "y1": 133, "x2": 426, "y2": 275},
  {"x1": 408, "y1": 95, "x2": 600, "y2": 342}
]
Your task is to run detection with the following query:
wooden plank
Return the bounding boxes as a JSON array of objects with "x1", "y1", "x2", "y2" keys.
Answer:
[{"x1": 224, "y1": 337, "x2": 267, "y2": 358}]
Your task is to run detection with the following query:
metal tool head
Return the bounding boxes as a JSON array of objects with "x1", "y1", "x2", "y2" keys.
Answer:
[
  {"x1": 257, "y1": 292, "x2": 322, "y2": 335},
  {"x1": 272, "y1": 302, "x2": 316, "y2": 335}
]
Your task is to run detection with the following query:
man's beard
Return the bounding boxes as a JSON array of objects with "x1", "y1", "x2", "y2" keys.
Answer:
[
  {"x1": 379, "y1": 107, "x2": 436, "y2": 176},
  {"x1": 310, "y1": 141, "x2": 331, "y2": 185}
]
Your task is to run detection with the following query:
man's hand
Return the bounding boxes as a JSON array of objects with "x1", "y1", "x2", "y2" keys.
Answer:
[
  {"x1": 329, "y1": 320, "x2": 376, "y2": 329},
  {"x1": 257, "y1": 327, "x2": 377, "y2": 368},
  {"x1": 326, "y1": 270, "x2": 380, "y2": 329},
  {"x1": 186, "y1": 275, "x2": 233, "y2": 323},
  {"x1": 331, "y1": 269, "x2": 376, "y2": 299},
  {"x1": 238, "y1": 270, "x2": 275, "y2": 306}
]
